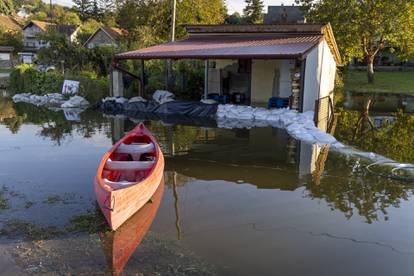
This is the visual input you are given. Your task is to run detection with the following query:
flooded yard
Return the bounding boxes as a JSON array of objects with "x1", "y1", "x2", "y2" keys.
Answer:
[{"x1": 1, "y1": 99, "x2": 414, "y2": 275}]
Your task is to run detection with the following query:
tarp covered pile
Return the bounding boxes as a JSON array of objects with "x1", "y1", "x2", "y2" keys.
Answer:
[{"x1": 101, "y1": 90, "x2": 218, "y2": 117}]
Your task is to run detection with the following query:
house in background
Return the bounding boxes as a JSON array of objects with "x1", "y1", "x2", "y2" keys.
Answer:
[
  {"x1": 84, "y1": 27, "x2": 125, "y2": 49},
  {"x1": 20, "y1": 20, "x2": 80, "y2": 64},
  {"x1": 264, "y1": 5, "x2": 305, "y2": 24}
]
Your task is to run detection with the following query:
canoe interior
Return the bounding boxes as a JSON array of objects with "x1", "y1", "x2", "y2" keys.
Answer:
[{"x1": 102, "y1": 134, "x2": 157, "y2": 184}]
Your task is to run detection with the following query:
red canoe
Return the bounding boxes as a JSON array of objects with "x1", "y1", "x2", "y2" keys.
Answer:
[
  {"x1": 99, "y1": 179, "x2": 164, "y2": 276},
  {"x1": 94, "y1": 123, "x2": 164, "y2": 230}
]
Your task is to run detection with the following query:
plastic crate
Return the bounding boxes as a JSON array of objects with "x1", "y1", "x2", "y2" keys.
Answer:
[{"x1": 268, "y1": 97, "x2": 289, "y2": 108}]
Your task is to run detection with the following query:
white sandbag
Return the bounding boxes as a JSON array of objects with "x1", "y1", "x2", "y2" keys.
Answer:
[
  {"x1": 61, "y1": 96, "x2": 89, "y2": 108},
  {"x1": 200, "y1": 99, "x2": 217, "y2": 104},
  {"x1": 115, "y1": 97, "x2": 129, "y2": 104},
  {"x1": 129, "y1": 96, "x2": 147, "y2": 103},
  {"x1": 153, "y1": 90, "x2": 175, "y2": 104}
]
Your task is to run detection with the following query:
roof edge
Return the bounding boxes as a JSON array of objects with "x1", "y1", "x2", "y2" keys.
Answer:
[{"x1": 321, "y1": 23, "x2": 342, "y2": 65}]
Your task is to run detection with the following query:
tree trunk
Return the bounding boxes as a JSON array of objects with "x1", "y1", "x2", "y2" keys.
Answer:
[{"x1": 367, "y1": 56, "x2": 375, "y2": 84}]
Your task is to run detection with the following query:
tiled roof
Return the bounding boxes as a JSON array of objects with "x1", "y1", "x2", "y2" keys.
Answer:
[
  {"x1": 116, "y1": 23, "x2": 341, "y2": 64},
  {"x1": 0, "y1": 16, "x2": 22, "y2": 32},
  {"x1": 116, "y1": 34, "x2": 322, "y2": 60},
  {"x1": 28, "y1": 20, "x2": 54, "y2": 31},
  {"x1": 102, "y1": 27, "x2": 125, "y2": 40}
]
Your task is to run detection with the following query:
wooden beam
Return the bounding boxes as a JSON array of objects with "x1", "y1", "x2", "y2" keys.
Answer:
[
  {"x1": 204, "y1": 59, "x2": 209, "y2": 100},
  {"x1": 140, "y1": 59, "x2": 145, "y2": 97}
]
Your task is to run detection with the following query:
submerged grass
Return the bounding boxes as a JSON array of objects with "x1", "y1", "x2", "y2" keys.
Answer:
[
  {"x1": 43, "y1": 195, "x2": 63, "y2": 204},
  {"x1": 66, "y1": 205, "x2": 109, "y2": 234},
  {"x1": 0, "y1": 186, "x2": 10, "y2": 210},
  {"x1": 0, "y1": 220, "x2": 62, "y2": 240}
]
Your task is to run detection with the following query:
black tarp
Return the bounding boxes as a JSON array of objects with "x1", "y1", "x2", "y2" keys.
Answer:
[{"x1": 101, "y1": 99, "x2": 218, "y2": 118}]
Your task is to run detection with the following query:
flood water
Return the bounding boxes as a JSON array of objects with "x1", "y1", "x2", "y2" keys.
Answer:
[{"x1": 2, "y1": 99, "x2": 414, "y2": 275}]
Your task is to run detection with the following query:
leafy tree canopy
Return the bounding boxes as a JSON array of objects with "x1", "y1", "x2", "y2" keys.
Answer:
[
  {"x1": 243, "y1": 0, "x2": 264, "y2": 24},
  {"x1": 296, "y1": 0, "x2": 414, "y2": 83},
  {"x1": 0, "y1": 0, "x2": 14, "y2": 15}
]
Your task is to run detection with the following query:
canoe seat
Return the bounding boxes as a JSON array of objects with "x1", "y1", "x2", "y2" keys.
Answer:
[
  {"x1": 115, "y1": 143, "x2": 154, "y2": 160},
  {"x1": 103, "y1": 178, "x2": 136, "y2": 187},
  {"x1": 105, "y1": 160, "x2": 155, "y2": 171},
  {"x1": 103, "y1": 178, "x2": 136, "y2": 186}
]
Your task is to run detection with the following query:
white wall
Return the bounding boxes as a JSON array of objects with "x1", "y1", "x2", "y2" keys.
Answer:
[
  {"x1": 319, "y1": 40, "x2": 337, "y2": 99},
  {"x1": 303, "y1": 40, "x2": 337, "y2": 112},
  {"x1": 250, "y1": 59, "x2": 294, "y2": 104},
  {"x1": 302, "y1": 43, "x2": 321, "y2": 112}
]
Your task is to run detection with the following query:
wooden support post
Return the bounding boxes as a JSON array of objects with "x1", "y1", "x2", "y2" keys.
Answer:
[
  {"x1": 204, "y1": 59, "x2": 209, "y2": 100},
  {"x1": 140, "y1": 59, "x2": 145, "y2": 97},
  {"x1": 111, "y1": 69, "x2": 124, "y2": 97}
]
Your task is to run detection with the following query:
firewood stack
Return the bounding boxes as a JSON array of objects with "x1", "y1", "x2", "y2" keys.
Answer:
[{"x1": 291, "y1": 70, "x2": 301, "y2": 110}]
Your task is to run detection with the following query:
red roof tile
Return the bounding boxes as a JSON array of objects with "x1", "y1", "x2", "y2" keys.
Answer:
[{"x1": 115, "y1": 34, "x2": 322, "y2": 60}]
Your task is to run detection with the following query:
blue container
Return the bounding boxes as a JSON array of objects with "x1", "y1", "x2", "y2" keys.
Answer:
[
  {"x1": 208, "y1": 94, "x2": 229, "y2": 104},
  {"x1": 268, "y1": 97, "x2": 289, "y2": 108}
]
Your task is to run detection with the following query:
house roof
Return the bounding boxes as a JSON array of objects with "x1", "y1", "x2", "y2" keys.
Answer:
[
  {"x1": 115, "y1": 24, "x2": 342, "y2": 64},
  {"x1": 0, "y1": 16, "x2": 22, "y2": 32},
  {"x1": 264, "y1": 5, "x2": 305, "y2": 24},
  {"x1": 116, "y1": 34, "x2": 322, "y2": 60},
  {"x1": 23, "y1": 20, "x2": 55, "y2": 31},
  {"x1": 84, "y1": 26, "x2": 125, "y2": 46},
  {"x1": 102, "y1": 27, "x2": 124, "y2": 40}
]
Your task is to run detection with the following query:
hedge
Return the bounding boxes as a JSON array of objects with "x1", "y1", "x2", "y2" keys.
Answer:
[{"x1": 9, "y1": 65, "x2": 109, "y2": 104}]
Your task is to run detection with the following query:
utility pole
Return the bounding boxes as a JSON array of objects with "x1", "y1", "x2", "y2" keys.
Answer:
[
  {"x1": 49, "y1": 0, "x2": 53, "y2": 21},
  {"x1": 171, "y1": 0, "x2": 177, "y2": 42},
  {"x1": 166, "y1": 0, "x2": 177, "y2": 90}
]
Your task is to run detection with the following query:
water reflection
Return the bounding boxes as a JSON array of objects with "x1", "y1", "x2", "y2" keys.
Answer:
[
  {"x1": 3, "y1": 99, "x2": 414, "y2": 275},
  {"x1": 336, "y1": 108, "x2": 414, "y2": 164},
  {"x1": 344, "y1": 91, "x2": 414, "y2": 113},
  {"x1": 99, "y1": 179, "x2": 164, "y2": 276}
]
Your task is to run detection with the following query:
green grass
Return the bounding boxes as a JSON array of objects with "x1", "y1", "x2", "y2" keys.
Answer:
[{"x1": 344, "y1": 71, "x2": 414, "y2": 94}]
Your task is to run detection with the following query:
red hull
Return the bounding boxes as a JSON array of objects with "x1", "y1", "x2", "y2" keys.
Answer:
[
  {"x1": 99, "y1": 179, "x2": 164, "y2": 276},
  {"x1": 94, "y1": 123, "x2": 165, "y2": 230}
]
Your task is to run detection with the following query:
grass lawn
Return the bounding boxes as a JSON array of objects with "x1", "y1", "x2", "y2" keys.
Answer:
[{"x1": 343, "y1": 71, "x2": 414, "y2": 95}]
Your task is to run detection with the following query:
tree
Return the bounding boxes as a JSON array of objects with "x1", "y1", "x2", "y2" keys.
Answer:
[
  {"x1": 243, "y1": 0, "x2": 264, "y2": 24},
  {"x1": 0, "y1": 27, "x2": 23, "y2": 52},
  {"x1": 225, "y1": 12, "x2": 243, "y2": 24},
  {"x1": 0, "y1": 0, "x2": 14, "y2": 15},
  {"x1": 296, "y1": 0, "x2": 414, "y2": 83},
  {"x1": 73, "y1": 0, "x2": 92, "y2": 21},
  {"x1": 116, "y1": 0, "x2": 227, "y2": 47}
]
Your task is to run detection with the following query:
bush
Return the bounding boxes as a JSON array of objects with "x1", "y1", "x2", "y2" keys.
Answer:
[
  {"x1": 9, "y1": 65, "x2": 109, "y2": 104},
  {"x1": 9, "y1": 64, "x2": 64, "y2": 95},
  {"x1": 66, "y1": 74, "x2": 109, "y2": 104}
]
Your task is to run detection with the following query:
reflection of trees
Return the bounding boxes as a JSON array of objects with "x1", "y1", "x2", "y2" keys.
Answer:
[
  {"x1": 2, "y1": 100, "x2": 111, "y2": 144},
  {"x1": 145, "y1": 122, "x2": 206, "y2": 156},
  {"x1": 306, "y1": 153, "x2": 412, "y2": 223},
  {"x1": 336, "y1": 109, "x2": 414, "y2": 163}
]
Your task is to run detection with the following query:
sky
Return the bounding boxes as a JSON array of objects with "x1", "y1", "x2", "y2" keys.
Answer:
[{"x1": 42, "y1": 0, "x2": 296, "y2": 14}]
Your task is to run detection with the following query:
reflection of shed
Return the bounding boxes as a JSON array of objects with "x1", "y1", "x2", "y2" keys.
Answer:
[{"x1": 114, "y1": 24, "x2": 341, "y2": 113}]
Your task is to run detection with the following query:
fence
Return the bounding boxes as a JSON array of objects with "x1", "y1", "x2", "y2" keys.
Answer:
[{"x1": 314, "y1": 95, "x2": 335, "y2": 133}]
